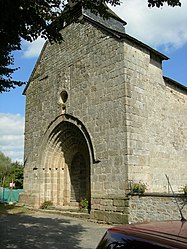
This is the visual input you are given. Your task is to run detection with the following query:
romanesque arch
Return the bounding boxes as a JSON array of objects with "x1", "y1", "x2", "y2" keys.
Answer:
[{"x1": 38, "y1": 115, "x2": 92, "y2": 209}]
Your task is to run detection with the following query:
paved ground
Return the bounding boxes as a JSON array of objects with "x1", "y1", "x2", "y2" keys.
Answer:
[{"x1": 0, "y1": 212, "x2": 110, "y2": 249}]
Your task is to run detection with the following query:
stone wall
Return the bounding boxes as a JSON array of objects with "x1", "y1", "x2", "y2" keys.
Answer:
[
  {"x1": 128, "y1": 193, "x2": 187, "y2": 223},
  {"x1": 123, "y1": 39, "x2": 187, "y2": 193},
  {"x1": 91, "y1": 196, "x2": 129, "y2": 224},
  {"x1": 23, "y1": 21, "x2": 129, "y2": 206},
  {"x1": 89, "y1": 193, "x2": 187, "y2": 224},
  {"x1": 23, "y1": 15, "x2": 187, "y2": 223},
  {"x1": 147, "y1": 81, "x2": 187, "y2": 192}
]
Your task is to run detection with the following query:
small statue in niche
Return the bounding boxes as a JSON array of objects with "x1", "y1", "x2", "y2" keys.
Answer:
[{"x1": 60, "y1": 103, "x2": 66, "y2": 114}]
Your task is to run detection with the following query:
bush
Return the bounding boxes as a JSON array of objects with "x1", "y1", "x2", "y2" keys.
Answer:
[
  {"x1": 182, "y1": 185, "x2": 187, "y2": 195},
  {"x1": 40, "y1": 200, "x2": 53, "y2": 209},
  {"x1": 79, "y1": 197, "x2": 89, "y2": 209},
  {"x1": 131, "y1": 181, "x2": 147, "y2": 194}
]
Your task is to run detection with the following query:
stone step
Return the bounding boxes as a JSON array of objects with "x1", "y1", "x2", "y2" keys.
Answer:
[{"x1": 27, "y1": 206, "x2": 90, "y2": 219}]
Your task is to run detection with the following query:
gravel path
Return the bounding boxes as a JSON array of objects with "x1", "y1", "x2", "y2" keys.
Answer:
[{"x1": 0, "y1": 212, "x2": 110, "y2": 249}]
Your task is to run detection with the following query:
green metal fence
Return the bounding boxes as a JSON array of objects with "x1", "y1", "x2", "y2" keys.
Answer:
[{"x1": 0, "y1": 187, "x2": 24, "y2": 202}]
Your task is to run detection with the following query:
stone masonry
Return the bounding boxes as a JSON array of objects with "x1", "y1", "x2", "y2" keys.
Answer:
[{"x1": 20, "y1": 4, "x2": 187, "y2": 223}]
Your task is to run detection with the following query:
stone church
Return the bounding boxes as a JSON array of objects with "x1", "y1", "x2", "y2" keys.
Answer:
[{"x1": 20, "y1": 2, "x2": 187, "y2": 223}]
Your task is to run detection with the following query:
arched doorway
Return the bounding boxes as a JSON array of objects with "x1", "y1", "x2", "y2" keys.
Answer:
[
  {"x1": 40, "y1": 120, "x2": 91, "y2": 209},
  {"x1": 70, "y1": 152, "x2": 88, "y2": 204}
]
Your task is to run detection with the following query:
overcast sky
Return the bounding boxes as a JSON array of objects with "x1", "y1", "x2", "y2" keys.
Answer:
[{"x1": 0, "y1": 0, "x2": 187, "y2": 162}]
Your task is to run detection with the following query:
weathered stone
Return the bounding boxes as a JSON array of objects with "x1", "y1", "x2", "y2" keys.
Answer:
[
  {"x1": 21, "y1": 4, "x2": 187, "y2": 224},
  {"x1": 108, "y1": 213, "x2": 128, "y2": 224},
  {"x1": 113, "y1": 199, "x2": 126, "y2": 207},
  {"x1": 129, "y1": 194, "x2": 187, "y2": 223}
]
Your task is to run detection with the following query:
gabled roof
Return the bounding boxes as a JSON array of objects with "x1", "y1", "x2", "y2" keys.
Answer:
[
  {"x1": 23, "y1": 4, "x2": 171, "y2": 95},
  {"x1": 65, "y1": 2, "x2": 127, "y2": 35},
  {"x1": 83, "y1": 8, "x2": 126, "y2": 34}
]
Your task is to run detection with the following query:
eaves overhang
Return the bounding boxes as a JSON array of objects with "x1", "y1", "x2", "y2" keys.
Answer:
[
  {"x1": 83, "y1": 14, "x2": 168, "y2": 62},
  {"x1": 121, "y1": 33, "x2": 169, "y2": 61},
  {"x1": 164, "y1": 76, "x2": 187, "y2": 93}
]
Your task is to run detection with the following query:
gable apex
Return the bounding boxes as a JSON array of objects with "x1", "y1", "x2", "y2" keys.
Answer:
[
  {"x1": 82, "y1": 7, "x2": 126, "y2": 35},
  {"x1": 65, "y1": 2, "x2": 126, "y2": 35}
]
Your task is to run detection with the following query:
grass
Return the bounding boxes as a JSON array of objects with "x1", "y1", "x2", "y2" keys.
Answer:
[{"x1": 0, "y1": 203, "x2": 33, "y2": 215}]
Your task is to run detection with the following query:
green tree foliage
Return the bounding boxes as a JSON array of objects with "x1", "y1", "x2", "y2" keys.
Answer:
[
  {"x1": 0, "y1": 152, "x2": 24, "y2": 189},
  {"x1": 4, "y1": 162, "x2": 24, "y2": 189},
  {"x1": 148, "y1": 0, "x2": 181, "y2": 8},
  {"x1": 0, "y1": 152, "x2": 12, "y2": 185},
  {"x1": 0, "y1": 0, "x2": 181, "y2": 93}
]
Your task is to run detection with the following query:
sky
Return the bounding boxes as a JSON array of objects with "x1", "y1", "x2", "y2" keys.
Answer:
[{"x1": 0, "y1": 0, "x2": 187, "y2": 163}]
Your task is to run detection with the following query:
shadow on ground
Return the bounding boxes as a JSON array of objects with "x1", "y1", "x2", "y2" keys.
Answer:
[{"x1": 0, "y1": 213, "x2": 88, "y2": 249}]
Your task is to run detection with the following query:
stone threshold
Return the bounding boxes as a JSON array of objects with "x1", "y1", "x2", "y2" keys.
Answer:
[{"x1": 23, "y1": 205, "x2": 91, "y2": 219}]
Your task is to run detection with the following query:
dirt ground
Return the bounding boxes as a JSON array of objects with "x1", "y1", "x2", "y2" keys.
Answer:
[{"x1": 0, "y1": 207, "x2": 110, "y2": 249}]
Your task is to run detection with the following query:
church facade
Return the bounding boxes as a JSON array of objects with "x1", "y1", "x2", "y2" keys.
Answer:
[{"x1": 20, "y1": 5, "x2": 187, "y2": 223}]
